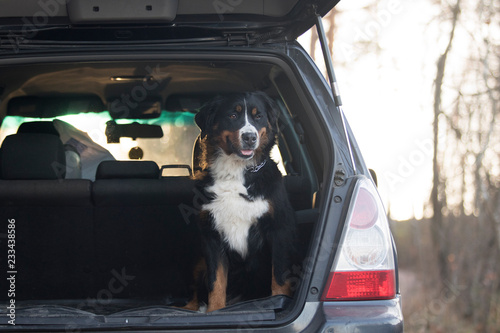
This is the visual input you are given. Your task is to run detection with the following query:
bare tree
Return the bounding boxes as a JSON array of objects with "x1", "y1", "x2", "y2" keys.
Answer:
[
  {"x1": 431, "y1": 0, "x2": 500, "y2": 329},
  {"x1": 431, "y1": 0, "x2": 461, "y2": 286},
  {"x1": 326, "y1": 10, "x2": 336, "y2": 50}
]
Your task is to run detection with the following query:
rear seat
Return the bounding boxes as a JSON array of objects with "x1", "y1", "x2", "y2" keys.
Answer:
[
  {"x1": 92, "y1": 161, "x2": 199, "y2": 301},
  {"x1": 0, "y1": 133, "x2": 94, "y2": 300},
  {"x1": 17, "y1": 121, "x2": 83, "y2": 179},
  {"x1": 0, "y1": 152, "x2": 199, "y2": 302}
]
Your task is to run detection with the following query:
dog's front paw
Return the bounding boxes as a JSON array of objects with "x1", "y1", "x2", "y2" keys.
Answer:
[
  {"x1": 207, "y1": 297, "x2": 226, "y2": 312},
  {"x1": 271, "y1": 279, "x2": 292, "y2": 297},
  {"x1": 181, "y1": 298, "x2": 201, "y2": 311}
]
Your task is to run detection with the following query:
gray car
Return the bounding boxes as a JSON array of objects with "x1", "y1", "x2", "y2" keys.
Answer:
[{"x1": 0, "y1": 0, "x2": 402, "y2": 331}]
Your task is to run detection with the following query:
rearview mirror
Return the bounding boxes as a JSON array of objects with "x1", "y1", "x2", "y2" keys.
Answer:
[
  {"x1": 108, "y1": 98, "x2": 162, "y2": 119},
  {"x1": 105, "y1": 120, "x2": 163, "y2": 143}
]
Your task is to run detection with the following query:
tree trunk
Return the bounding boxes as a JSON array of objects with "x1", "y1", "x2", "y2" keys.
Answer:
[{"x1": 431, "y1": 0, "x2": 461, "y2": 284}]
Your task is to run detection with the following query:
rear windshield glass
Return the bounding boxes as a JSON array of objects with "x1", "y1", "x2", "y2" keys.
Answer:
[
  {"x1": 0, "y1": 111, "x2": 286, "y2": 178},
  {"x1": 0, "y1": 111, "x2": 200, "y2": 176}
]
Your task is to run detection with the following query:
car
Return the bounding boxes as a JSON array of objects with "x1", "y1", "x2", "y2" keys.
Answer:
[{"x1": 0, "y1": 0, "x2": 403, "y2": 331}]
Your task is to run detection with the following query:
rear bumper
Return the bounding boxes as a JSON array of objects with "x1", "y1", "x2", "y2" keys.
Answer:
[{"x1": 319, "y1": 296, "x2": 403, "y2": 332}]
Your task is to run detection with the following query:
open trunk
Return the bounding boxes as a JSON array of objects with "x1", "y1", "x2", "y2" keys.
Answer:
[{"x1": 0, "y1": 52, "x2": 335, "y2": 330}]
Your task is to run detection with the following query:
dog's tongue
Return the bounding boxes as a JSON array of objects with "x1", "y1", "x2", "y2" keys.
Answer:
[{"x1": 241, "y1": 150, "x2": 253, "y2": 156}]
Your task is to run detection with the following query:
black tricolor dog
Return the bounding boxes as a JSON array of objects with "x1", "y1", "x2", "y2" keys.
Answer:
[{"x1": 188, "y1": 91, "x2": 297, "y2": 312}]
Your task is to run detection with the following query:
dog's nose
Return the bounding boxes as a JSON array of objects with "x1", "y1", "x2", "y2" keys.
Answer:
[{"x1": 242, "y1": 132, "x2": 257, "y2": 145}]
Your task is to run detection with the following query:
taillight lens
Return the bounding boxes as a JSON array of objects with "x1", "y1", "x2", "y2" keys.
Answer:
[
  {"x1": 349, "y1": 188, "x2": 378, "y2": 229},
  {"x1": 321, "y1": 177, "x2": 396, "y2": 301},
  {"x1": 323, "y1": 270, "x2": 395, "y2": 300}
]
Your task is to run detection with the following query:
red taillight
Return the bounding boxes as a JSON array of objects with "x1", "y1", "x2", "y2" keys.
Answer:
[
  {"x1": 322, "y1": 270, "x2": 396, "y2": 301},
  {"x1": 322, "y1": 178, "x2": 397, "y2": 302}
]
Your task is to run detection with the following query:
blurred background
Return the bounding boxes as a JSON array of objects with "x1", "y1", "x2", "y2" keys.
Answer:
[{"x1": 299, "y1": 0, "x2": 500, "y2": 331}]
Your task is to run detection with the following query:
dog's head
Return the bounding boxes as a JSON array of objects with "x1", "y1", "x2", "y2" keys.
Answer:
[{"x1": 195, "y1": 92, "x2": 278, "y2": 161}]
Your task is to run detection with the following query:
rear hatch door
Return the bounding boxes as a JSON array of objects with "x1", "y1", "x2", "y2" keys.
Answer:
[{"x1": 0, "y1": 0, "x2": 339, "y2": 46}]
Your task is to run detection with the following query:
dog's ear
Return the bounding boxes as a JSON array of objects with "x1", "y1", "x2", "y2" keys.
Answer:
[
  {"x1": 195, "y1": 96, "x2": 220, "y2": 134},
  {"x1": 255, "y1": 91, "x2": 278, "y2": 134}
]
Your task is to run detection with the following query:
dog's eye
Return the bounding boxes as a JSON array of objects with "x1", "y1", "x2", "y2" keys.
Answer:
[
  {"x1": 229, "y1": 113, "x2": 237, "y2": 120},
  {"x1": 255, "y1": 114, "x2": 262, "y2": 120}
]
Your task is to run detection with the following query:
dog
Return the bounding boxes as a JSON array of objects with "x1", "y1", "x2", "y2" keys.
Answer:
[{"x1": 186, "y1": 91, "x2": 297, "y2": 312}]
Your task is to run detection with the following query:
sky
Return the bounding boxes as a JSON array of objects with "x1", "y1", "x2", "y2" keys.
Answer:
[{"x1": 299, "y1": 0, "x2": 441, "y2": 221}]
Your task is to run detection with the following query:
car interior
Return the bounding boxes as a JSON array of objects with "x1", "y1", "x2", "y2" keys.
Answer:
[{"x1": 0, "y1": 60, "x2": 323, "y2": 319}]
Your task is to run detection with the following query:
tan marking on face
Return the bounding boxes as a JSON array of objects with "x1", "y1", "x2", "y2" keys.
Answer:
[
  {"x1": 251, "y1": 107, "x2": 258, "y2": 116},
  {"x1": 271, "y1": 266, "x2": 292, "y2": 297},
  {"x1": 258, "y1": 127, "x2": 267, "y2": 141},
  {"x1": 208, "y1": 263, "x2": 227, "y2": 312},
  {"x1": 215, "y1": 130, "x2": 239, "y2": 155},
  {"x1": 235, "y1": 105, "x2": 243, "y2": 112},
  {"x1": 251, "y1": 126, "x2": 270, "y2": 161}
]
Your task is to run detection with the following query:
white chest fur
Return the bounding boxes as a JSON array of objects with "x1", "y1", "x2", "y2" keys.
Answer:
[{"x1": 202, "y1": 152, "x2": 269, "y2": 258}]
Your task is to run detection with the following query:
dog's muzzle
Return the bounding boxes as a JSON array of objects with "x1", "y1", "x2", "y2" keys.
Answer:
[{"x1": 239, "y1": 130, "x2": 259, "y2": 157}]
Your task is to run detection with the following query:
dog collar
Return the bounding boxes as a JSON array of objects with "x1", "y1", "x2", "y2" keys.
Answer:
[{"x1": 247, "y1": 158, "x2": 267, "y2": 173}]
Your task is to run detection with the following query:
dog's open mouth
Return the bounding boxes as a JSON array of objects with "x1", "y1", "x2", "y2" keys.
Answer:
[
  {"x1": 225, "y1": 137, "x2": 255, "y2": 159},
  {"x1": 239, "y1": 149, "x2": 255, "y2": 159}
]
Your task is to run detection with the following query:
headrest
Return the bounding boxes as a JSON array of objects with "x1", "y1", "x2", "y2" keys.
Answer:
[
  {"x1": 17, "y1": 121, "x2": 60, "y2": 137},
  {"x1": 0, "y1": 133, "x2": 66, "y2": 180},
  {"x1": 95, "y1": 161, "x2": 160, "y2": 180}
]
